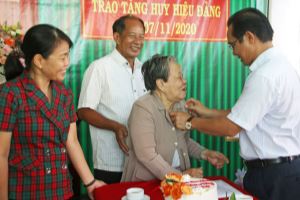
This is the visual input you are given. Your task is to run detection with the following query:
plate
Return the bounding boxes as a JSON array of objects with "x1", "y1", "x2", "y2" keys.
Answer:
[{"x1": 121, "y1": 194, "x2": 150, "y2": 200}]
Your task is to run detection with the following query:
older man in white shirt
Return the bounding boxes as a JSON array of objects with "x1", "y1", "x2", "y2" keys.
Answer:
[{"x1": 78, "y1": 15, "x2": 147, "y2": 183}]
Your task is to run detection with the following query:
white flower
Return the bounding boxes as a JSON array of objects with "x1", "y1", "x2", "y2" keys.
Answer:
[{"x1": 234, "y1": 168, "x2": 247, "y2": 188}]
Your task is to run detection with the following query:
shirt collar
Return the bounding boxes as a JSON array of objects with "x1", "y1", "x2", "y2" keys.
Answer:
[
  {"x1": 20, "y1": 70, "x2": 37, "y2": 91},
  {"x1": 20, "y1": 70, "x2": 57, "y2": 92},
  {"x1": 111, "y1": 48, "x2": 141, "y2": 70},
  {"x1": 249, "y1": 47, "x2": 277, "y2": 72},
  {"x1": 152, "y1": 92, "x2": 186, "y2": 112}
]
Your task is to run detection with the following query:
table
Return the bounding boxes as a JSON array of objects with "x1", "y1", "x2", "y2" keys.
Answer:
[{"x1": 94, "y1": 176, "x2": 257, "y2": 200}]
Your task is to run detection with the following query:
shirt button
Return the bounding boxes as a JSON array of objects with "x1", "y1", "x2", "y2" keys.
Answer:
[
  {"x1": 61, "y1": 147, "x2": 66, "y2": 153},
  {"x1": 62, "y1": 164, "x2": 68, "y2": 170},
  {"x1": 46, "y1": 168, "x2": 51, "y2": 174},
  {"x1": 172, "y1": 127, "x2": 176, "y2": 131},
  {"x1": 45, "y1": 149, "x2": 50, "y2": 156},
  {"x1": 174, "y1": 142, "x2": 178, "y2": 146}
]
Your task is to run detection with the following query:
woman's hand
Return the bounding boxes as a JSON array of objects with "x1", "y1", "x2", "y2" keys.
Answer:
[
  {"x1": 87, "y1": 180, "x2": 106, "y2": 200},
  {"x1": 183, "y1": 168, "x2": 203, "y2": 178},
  {"x1": 201, "y1": 150, "x2": 229, "y2": 169}
]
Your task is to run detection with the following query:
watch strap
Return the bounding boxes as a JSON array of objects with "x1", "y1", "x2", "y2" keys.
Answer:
[{"x1": 187, "y1": 116, "x2": 194, "y2": 122}]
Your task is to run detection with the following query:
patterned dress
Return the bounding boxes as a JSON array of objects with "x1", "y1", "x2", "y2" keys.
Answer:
[{"x1": 0, "y1": 71, "x2": 77, "y2": 199}]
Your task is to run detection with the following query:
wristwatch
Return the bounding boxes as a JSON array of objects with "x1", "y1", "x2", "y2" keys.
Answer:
[{"x1": 185, "y1": 116, "x2": 194, "y2": 130}]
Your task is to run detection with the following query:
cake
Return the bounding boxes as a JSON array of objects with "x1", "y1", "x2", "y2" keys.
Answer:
[{"x1": 161, "y1": 173, "x2": 218, "y2": 200}]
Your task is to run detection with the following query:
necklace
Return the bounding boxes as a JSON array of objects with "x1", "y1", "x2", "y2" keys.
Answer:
[{"x1": 43, "y1": 84, "x2": 52, "y2": 103}]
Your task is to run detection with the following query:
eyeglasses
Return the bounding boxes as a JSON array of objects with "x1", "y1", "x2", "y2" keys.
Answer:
[{"x1": 228, "y1": 39, "x2": 238, "y2": 50}]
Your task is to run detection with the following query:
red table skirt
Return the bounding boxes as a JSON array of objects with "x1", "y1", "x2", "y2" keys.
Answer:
[
  {"x1": 94, "y1": 176, "x2": 257, "y2": 200},
  {"x1": 94, "y1": 179, "x2": 162, "y2": 200}
]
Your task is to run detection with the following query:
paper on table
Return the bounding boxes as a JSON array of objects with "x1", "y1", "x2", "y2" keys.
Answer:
[{"x1": 215, "y1": 180, "x2": 253, "y2": 200}]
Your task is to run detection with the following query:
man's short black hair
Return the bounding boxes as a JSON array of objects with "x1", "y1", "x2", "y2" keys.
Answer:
[
  {"x1": 112, "y1": 15, "x2": 145, "y2": 34},
  {"x1": 227, "y1": 8, "x2": 273, "y2": 42}
]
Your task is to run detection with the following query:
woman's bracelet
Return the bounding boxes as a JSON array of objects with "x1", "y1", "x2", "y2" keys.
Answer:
[{"x1": 84, "y1": 178, "x2": 96, "y2": 188}]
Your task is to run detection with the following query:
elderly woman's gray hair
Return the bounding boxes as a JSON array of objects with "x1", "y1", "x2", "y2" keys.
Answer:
[{"x1": 141, "y1": 54, "x2": 177, "y2": 91}]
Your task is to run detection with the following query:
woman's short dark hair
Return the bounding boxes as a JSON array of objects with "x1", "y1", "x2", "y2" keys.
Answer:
[
  {"x1": 112, "y1": 14, "x2": 145, "y2": 34},
  {"x1": 4, "y1": 24, "x2": 73, "y2": 81},
  {"x1": 142, "y1": 54, "x2": 176, "y2": 91},
  {"x1": 227, "y1": 8, "x2": 273, "y2": 42}
]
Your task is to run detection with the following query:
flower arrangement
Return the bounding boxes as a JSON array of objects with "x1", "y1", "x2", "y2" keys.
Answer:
[
  {"x1": 161, "y1": 173, "x2": 192, "y2": 200},
  {"x1": 0, "y1": 22, "x2": 23, "y2": 82}
]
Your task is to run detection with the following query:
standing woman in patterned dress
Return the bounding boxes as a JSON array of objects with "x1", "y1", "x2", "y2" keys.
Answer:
[{"x1": 0, "y1": 24, "x2": 105, "y2": 200}]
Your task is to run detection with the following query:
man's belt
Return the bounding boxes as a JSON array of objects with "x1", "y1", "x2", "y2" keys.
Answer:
[{"x1": 244, "y1": 155, "x2": 300, "y2": 169}]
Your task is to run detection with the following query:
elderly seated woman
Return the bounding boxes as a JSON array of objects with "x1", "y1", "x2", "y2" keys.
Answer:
[{"x1": 121, "y1": 54, "x2": 229, "y2": 182}]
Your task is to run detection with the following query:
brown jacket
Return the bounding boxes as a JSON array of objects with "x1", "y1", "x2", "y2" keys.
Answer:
[{"x1": 121, "y1": 93, "x2": 206, "y2": 182}]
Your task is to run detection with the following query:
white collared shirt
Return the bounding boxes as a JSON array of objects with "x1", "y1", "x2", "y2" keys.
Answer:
[
  {"x1": 227, "y1": 47, "x2": 300, "y2": 160},
  {"x1": 78, "y1": 49, "x2": 147, "y2": 171}
]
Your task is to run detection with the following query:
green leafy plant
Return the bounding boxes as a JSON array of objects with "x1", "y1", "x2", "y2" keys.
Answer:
[{"x1": 229, "y1": 192, "x2": 236, "y2": 200}]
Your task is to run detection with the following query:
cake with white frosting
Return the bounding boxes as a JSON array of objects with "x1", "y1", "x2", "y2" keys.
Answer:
[{"x1": 161, "y1": 173, "x2": 218, "y2": 200}]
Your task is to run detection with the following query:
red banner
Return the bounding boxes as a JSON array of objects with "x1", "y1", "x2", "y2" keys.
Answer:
[{"x1": 81, "y1": 0, "x2": 229, "y2": 41}]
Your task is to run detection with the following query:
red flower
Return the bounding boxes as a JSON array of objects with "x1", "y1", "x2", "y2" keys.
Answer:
[
  {"x1": 162, "y1": 184, "x2": 172, "y2": 196},
  {"x1": 4, "y1": 37, "x2": 15, "y2": 47},
  {"x1": 161, "y1": 173, "x2": 193, "y2": 200},
  {"x1": 170, "y1": 183, "x2": 183, "y2": 200}
]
